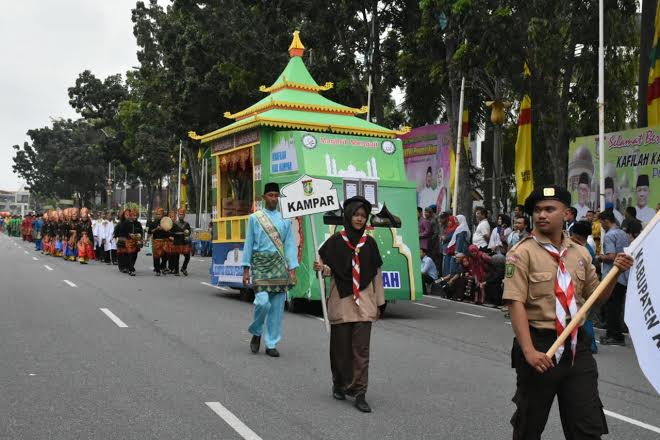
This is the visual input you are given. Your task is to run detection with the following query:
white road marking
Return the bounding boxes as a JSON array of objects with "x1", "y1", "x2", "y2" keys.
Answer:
[
  {"x1": 201, "y1": 281, "x2": 231, "y2": 291},
  {"x1": 44, "y1": 265, "x2": 53, "y2": 271},
  {"x1": 504, "y1": 321, "x2": 512, "y2": 325},
  {"x1": 456, "y1": 311, "x2": 484, "y2": 318},
  {"x1": 24, "y1": 250, "x2": 29, "y2": 254},
  {"x1": 305, "y1": 314, "x2": 325, "y2": 322},
  {"x1": 197, "y1": 258, "x2": 205, "y2": 262},
  {"x1": 423, "y1": 295, "x2": 500, "y2": 312},
  {"x1": 32, "y1": 257, "x2": 38, "y2": 261},
  {"x1": 205, "y1": 402, "x2": 263, "y2": 440},
  {"x1": 100, "y1": 308, "x2": 129, "y2": 328},
  {"x1": 413, "y1": 302, "x2": 437, "y2": 309},
  {"x1": 604, "y1": 409, "x2": 660, "y2": 434},
  {"x1": 63, "y1": 280, "x2": 77, "y2": 288}
]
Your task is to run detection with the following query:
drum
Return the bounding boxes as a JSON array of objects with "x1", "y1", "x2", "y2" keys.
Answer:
[{"x1": 160, "y1": 216, "x2": 173, "y2": 231}]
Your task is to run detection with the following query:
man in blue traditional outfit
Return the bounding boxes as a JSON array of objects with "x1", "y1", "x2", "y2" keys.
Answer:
[{"x1": 243, "y1": 182, "x2": 298, "y2": 358}]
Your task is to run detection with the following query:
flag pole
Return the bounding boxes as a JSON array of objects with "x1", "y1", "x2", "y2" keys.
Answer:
[
  {"x1": 546, "y1": 210, "x2": 660, "y2": 358},
  {"x1": 598, "y1": 0, "x2": 606, "y2": 212},
  {"x1": 452, "y1": 76, "x2": 466, "y2": 216},
  {"x1": 177, "y1": 141, "x2": 183, "y2": 210}
]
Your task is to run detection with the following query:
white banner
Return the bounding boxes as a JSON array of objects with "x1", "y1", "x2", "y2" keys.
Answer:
[
  {"x1": 625, "y1": 211, "x2": 660, "y2": 395},
  {"x1": 279, "y1": 174, "x2": 339, "y2": 219}
]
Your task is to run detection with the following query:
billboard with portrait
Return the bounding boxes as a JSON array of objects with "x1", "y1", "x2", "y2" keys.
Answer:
[
  {"x1": 400, "y1": 124, "x2": 452, "y2": 212},
  {"x1": 568, "y1": 127, "x2": 660, "y2": 225}
]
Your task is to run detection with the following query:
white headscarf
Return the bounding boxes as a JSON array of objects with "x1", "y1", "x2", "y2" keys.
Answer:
[{"x1": 447, "y1": 214, "x2": 470, "y2": 249}]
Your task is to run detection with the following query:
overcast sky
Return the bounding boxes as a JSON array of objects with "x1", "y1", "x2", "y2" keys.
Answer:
[{"x1": 0, "y1": 0, "x2": 146, "y2": 191}]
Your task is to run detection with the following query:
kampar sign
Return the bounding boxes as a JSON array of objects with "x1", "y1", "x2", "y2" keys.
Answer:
[{"x1": 279, "y1": 175, "x2": 340, "y2": 219}]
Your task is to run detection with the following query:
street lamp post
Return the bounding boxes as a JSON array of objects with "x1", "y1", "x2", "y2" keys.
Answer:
[
  {"x1": 106, "y1": 162, "x2": 113, "y2": 210},
  {"x1": 486, "y1": 96, "x2": 511, "y2": 219},
  {"x1": 138, "y1": 178, "x2": 143, "y2": 219}
]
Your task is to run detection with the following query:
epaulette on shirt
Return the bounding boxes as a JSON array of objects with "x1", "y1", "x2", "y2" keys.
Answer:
[{"x1": 508, "y1": 235, "x2": 534, "y2": 253}]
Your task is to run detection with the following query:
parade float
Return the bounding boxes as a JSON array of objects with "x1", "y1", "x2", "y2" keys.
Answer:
[{"x1": 189, "y1": 32, "x2": 422, "y2": 311}]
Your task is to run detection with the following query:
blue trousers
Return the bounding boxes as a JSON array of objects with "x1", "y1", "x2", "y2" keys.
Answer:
[
  {"x1": 35, "y1": 239, "x2": 42, "y2": 251},
  {"x1": 248, "y1": 291, "x2": 286, "y2": 349}
]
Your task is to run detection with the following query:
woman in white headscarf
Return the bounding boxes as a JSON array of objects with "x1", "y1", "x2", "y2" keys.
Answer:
[{"x1": 446, "y1": 214, "x2": 470, "y2": 274}]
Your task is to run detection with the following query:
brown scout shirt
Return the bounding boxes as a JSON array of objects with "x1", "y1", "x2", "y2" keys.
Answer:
[
  {"x1": 503, "y1": 232, "x2": 600, "y2": 330},
  {"x1": 322, "y1": 266, "x2": 386, "y2": 324}
]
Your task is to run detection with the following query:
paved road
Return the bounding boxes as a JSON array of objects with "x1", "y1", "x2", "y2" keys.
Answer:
[{"x1": 1, "y1": 234, "x2": 659, "y2": 439}]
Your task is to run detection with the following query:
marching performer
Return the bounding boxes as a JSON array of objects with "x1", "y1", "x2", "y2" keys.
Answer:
[
  {"x1": 114, "y1": 210, "x2": 128, "y2": 273},
  {"x1": 147, "y1": 208, "x2": 169, "y2": 276},
  {"x1": 166, "y1": 210, "x2": 179, "y2": 275},
  {"x1": 503, "y1": 185, "x2": 633, "y2": 439},
  {"x1": 93, "y1": 212, "x2": 106, "y2": 263},
  {"x1": 116, "y1": 208, "x2": 143, "y2": 276},
  {"x1": 76, "y1": 208, "x2": 95, "y2": 264},
  {"x1": 64, "y1": 208, "x2": 78, "y2": 261},
  {"x1": 54, "y1": 209, "x2": 65, "y2": 257},
  {"x1": 314, "y1": 196, "x2": 385, "y2": 413},
  {"x1": 21, "y1": 213, "x2": 33, "y2": 242},
  {"x1": 42, "y1": 211, "x2": 53, "y2": 255},
  {"x1": 243, "y1": 182, "x2": 299, "y2": 358},
  {"x1": 32, "y1": 213, "x2": 44, "y2": 252},
  {"x1": 102, "y1": 211, "x2": 117, "y2": 265},
  {"x1": 171, "y1": 208, "x2": 192, "y2": 276}
]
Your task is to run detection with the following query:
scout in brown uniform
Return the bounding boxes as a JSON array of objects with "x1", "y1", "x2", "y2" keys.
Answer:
[
  {"x1": 503, "y1": 185, "x2": 633, "y2": 440},
  {"x1": 314, "y1": 196, "x2": 385, "y2": 413}
]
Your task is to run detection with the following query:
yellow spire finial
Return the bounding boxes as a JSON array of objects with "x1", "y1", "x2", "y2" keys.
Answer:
[{"x1": 289, "y1": 31, "x2": 305, "y2": 57}]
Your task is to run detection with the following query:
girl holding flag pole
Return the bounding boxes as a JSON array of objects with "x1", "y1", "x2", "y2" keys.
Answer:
[{"x1": 314, "y1": 196, "x2": 385, "y2": 413}]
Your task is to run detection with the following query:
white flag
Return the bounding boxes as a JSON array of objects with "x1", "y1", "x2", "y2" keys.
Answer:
[{"x1": 625, "y1": 211, "x2": 660, "y2": 395}]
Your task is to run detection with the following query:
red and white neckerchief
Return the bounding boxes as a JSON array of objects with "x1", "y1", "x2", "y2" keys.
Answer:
[
  {"x1": 534, "y1": 237, "x2": 578, "y2": 364},
  {"x1": 340, "y1": 230, "x2": 369, "y2": 305}
]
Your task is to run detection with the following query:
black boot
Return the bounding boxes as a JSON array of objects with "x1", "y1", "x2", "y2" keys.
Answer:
[
  {"x1": 332, "y1": 388, "x2": 346, "y2": 400},
  {"x1": 265, "y1": 348, "x2": 280, "y2": 357},
  {"x1": 250, "y1": 335, "x2": 261, "y2": 353},
  {"x1": 354, "y1": 395, "x2": 372, "y2": 413}
]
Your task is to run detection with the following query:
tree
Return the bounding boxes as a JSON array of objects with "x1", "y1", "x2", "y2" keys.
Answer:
[
  {"x1": 403, "y1": 0, "x2": 640, "y2": 212},
  {"x1": 68, "y1": 70, "x2": 130, "y2": 165},
  {"x1": 117, "y1": 72, "x2": 176, "y2": 219},
  {"x1": 129, "y1": 0, "x2": 415, "y2": 214},
  {"x1": 12, "y1": 119, "x2": 106, "y2": 206}
]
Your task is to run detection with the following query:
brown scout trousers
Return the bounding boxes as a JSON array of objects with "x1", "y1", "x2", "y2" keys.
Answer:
[
  {"x1": 330, "y1": 322, "x2": 372, "y2": 397},
  {"x1": 511, "y1": 326, "x2": 608, "y2": 440}
]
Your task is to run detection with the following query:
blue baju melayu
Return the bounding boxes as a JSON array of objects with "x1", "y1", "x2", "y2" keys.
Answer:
[
  {"x1": 33, "y1": 218, "x2": 43, "y2": 251},
  {"x1": 242, "y1": 208, "x2": 299, "y2": 349}
]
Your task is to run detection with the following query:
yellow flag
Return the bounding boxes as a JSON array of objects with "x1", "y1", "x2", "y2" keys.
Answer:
[
  {"x1": 648, "y1": 2, "x2": 660, "y2": 126},
  {"x1": 446, "y1": 110, "x2": 470, "y2": 210},
  {"x1": 181, "y1": 174, "x2": 188, "y2": 206},
  {"x1": 515, "y1": 95, "x2": 534, "y2": 204}
]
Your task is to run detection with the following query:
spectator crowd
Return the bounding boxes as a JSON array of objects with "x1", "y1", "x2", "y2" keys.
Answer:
[{"x1": 418, "y1": 201, "x2": 658, "y2": 349}]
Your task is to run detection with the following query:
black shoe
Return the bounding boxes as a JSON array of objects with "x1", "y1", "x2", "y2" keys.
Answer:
[
  {"x1": 600, "y1": 336, "x2": 625, "y2": 346},
  {"x1": 181, "y1": 269, "x2": 188, "y2": 276},
  {"x1": 129, "y1": 271, "x2": 136, "y2": 277},
  {"x1": 354, "y1": 395, "x2": 371, "y2": 413},
  {"x1": 265, "y1": 348, "x2": 280, "y2": 357},
  {"x1": 155, "y1": 271, "x2": 161, "y2": 276},
  {"x1": 250, "y1": 335, "x2": 261, "y2": 354},
  {"x1": 332, "y1": 389, "x2": 346, "y2": 400},
  {"x1": 174, "y1": 272, "x2": 180, "y2": 277}
]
